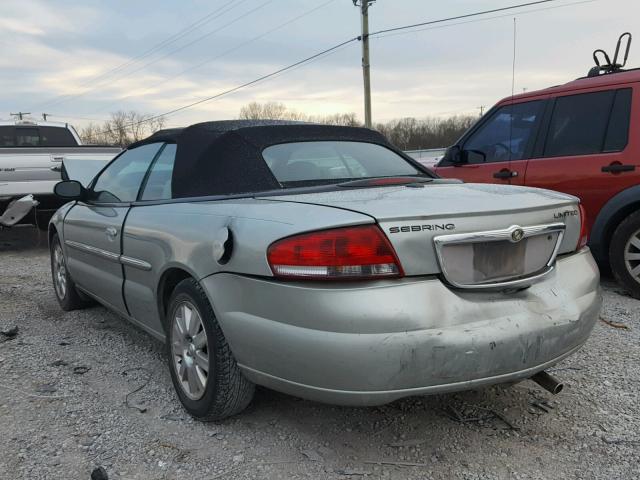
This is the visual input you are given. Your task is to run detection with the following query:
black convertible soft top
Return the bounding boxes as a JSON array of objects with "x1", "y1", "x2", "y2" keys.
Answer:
[{"x1": 129, "y1": 120, "x2": 417, "y2": 198}]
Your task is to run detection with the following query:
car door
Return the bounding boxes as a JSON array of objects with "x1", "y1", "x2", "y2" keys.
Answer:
[
  {"x1": 523, "y1": 87, "x2": 638, "y2": 232},
  {"x1": 121, "y1": 143, "x2": 177, "y2": 335},
  {"x1": 434, "y1": 99, "x2": 545, "y2": 185},
  {"x1": 63, "y1": 143, "x2": 163, "y2": 314}
]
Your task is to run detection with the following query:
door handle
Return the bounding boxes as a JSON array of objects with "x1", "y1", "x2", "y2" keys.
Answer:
[
  {"x1": 493, "y1": 169, "x2": 518, "y2": 179},
  {"x1": 601, "y1": 164, "x2": 636, "y2": 173},
  {"x1": 105, "y1": 227, "x2": 118, "y2": 239}
]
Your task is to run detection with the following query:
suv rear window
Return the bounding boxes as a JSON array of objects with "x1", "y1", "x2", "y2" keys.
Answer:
[
  {"x1": 262, "y1": 141, "x2": 423, "y2": 186},
  {"x1": 544, "y1": 88, "x2": 632, "y2": 157},
  {"x1": 0, "y1": 126, "x2": 78, "y2": 147}
]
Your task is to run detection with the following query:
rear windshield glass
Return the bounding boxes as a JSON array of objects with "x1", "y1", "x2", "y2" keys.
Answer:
[
  {"x1": 262, "y1": 141, "x2": 423, "y2": 186},
  {"x1": 0, "y1": 126, "x2": 78, "y2": 147}
]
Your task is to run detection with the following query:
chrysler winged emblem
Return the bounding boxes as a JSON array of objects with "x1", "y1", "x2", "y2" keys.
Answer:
[{"x1": 511, "y1": 228, "x2": 525, "y2": 242}]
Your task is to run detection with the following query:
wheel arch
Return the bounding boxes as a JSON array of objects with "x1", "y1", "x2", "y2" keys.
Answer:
[
  {"x1": 156, "y1": 266, "x2": 198, "y2": 334},
  {"x1": 48, "y1": 223, "x2": 58, "y2": 246},
  {"x1": 590, "y1": 185, "x2": 640, "y2": 264}
]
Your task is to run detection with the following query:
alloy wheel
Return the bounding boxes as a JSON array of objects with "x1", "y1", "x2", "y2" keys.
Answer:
[
  {"x1": 171, "y1": 301, "x2": 210, "y2": 400},
  {"x1": 53, "y1": 243, "x2": 67, "y2": 300},
  {"x1": 624, "y1": 228, "x2": 640, "y2": 284}
]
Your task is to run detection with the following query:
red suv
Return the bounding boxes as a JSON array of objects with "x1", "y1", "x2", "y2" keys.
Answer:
[{"x1": 434, "y1": 67, "x2": 640, "y2": 297}]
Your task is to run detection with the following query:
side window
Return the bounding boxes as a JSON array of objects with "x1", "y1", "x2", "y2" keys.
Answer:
[
  {"x1": 463, "y1": 100, "x2": 543, "y2": 164},
  {"x1": 140, "y1": 144, "x2": 177, "y2": 201},
  {"x1": 544, "y1": 90, "x2": 618, "y2": 157},
  {"x1": 92, "y1": 143, "x2": 162, "y2": 203},
  {"x1": 603, "y1": 88, "x2": 632, "y2": 152}
]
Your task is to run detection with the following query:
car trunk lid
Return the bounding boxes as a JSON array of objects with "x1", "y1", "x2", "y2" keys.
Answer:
[{"x1": 263, "y1": 182, "x2": 582, "y2": 282}]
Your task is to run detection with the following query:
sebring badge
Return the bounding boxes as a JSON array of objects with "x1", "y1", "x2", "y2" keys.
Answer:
[{"x1": 511, "y1": 228, "x2": 525, "y2": 242}]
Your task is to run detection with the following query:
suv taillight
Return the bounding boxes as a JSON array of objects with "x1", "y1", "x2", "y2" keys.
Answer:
[
  {"x1": 267, "y1": 225, "x2": 404, "y2": 280},
  {"x1": 577, "y1": 204, "x2": 588, "y2": 250}
]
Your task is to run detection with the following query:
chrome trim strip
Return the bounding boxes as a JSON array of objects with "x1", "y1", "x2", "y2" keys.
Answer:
[
  {"x1": 120, "y1": 255, "x2": 152, "y2": 271},
  {"x1": 65, "y1": 240, "x2": 152, "y2": 271},
  {"x1": 433, "y1": 223, "x2": 566, "y2": 290},
  {"x1": 65, "y1": 240, "x2": 120, "y2": 262}
]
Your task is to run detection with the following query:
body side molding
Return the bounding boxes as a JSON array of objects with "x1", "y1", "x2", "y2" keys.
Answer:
[{"x1": 65, "y1": 240, "x2": 152, "y2": 271}]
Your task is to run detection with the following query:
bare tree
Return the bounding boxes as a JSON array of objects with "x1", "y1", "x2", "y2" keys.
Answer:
[
  {"x1": 238, "y1": 102, "x2": 360, "y2": 126},
  {"x1": 239, "y1": 101, "x2": 291, "y2": 120},
  {"x1": 79, "y1": 111, "x2": 167, "y2": 147},
  {"x1": 375, "y1": 115, "x2": 477, "y2": 150},
  {"x1": 310, "y1": 112, "x2": 361, "y2": 127}
]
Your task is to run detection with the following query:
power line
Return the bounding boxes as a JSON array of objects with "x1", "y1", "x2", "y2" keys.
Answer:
[
  {"x1": 82, "y1": 40, "x2": 356, "y2": 139},
  {"x1": 89, "y1": 0, "x2": 240, "y2": 80},
  {"x1": 32, "y1": 0, "x2": 251, "y2": 110},
  {"x1": 368, "y1": 0, "x2": 559, "y2": 37},
  {"x1": 90, "y1": 0, "x2": 587, "y2": 136},
  {"x1": 92, "y1": 0, "x2": 338, "y2": 114},
  {"x1": 96, "y1": 0, "x2": 592, "y2": 122},
  {"x1": 42, "y1": 0, "x2": 263, "y2": 111},
  {"x1": 370, "y1": 0, "x2": 596, "y2": 40},
  {"x1": 137, "y1": 37, "x2": 359, "y2": 123},
  {"x1": 100, "y1": 0, "x2": 274, "y2": 91}
]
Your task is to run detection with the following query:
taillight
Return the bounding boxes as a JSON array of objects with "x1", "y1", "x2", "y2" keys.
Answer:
[
  {"x1": 577, "y1": 204, "x2": 588, "y2": 250},
  {"x1": 267, "y1": 225, "x2": 404, "y2": 280}
]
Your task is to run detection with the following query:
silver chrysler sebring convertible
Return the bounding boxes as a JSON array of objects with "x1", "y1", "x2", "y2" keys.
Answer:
[{"x1": 49, "y1": 120, "x2": 601, "y2": 420}]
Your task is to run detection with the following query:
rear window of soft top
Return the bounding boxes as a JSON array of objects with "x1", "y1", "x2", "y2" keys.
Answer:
[{"x1": 262, "y1": 141, "x2": 425, "y2": 187}]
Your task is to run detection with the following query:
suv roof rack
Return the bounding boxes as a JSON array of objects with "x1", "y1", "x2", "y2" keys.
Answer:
[{"x1": 587, "y1": 32, "x2": 632, "y2": 77}]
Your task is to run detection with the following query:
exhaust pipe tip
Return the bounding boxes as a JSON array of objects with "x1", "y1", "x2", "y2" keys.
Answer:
[{"x1": 531, "y1": 370, "x2": 564, "y2": 395}]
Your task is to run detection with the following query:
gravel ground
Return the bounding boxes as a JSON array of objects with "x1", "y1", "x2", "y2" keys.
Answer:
[{"x1": 0, "y1": 226, "x2": 638, "y2": 480}]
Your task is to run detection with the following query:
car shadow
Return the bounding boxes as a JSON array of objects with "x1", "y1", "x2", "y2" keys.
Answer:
[{"x1": 0, "y1": 225, "x2": 49, "y2": 253}]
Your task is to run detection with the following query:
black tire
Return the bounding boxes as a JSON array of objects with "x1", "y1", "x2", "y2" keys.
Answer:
[
  {"x1": 609, "y1": 210, "x2": 640, "y2": 299},
  {"x1": 166, "y1": 278, "x2": 254, "y2": 421},
  {"x1": 50, "y1": 233, "x2": 88, "y2": 311}
]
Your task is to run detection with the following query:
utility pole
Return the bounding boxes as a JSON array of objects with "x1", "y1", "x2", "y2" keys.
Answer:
[
  {"x1": 10, "y1": 112, "x2": 31, "y2": 120},
  {"x1": 42, "y1": 113, "x2": 50, "y2": 121},
  {"x1": 354, "y1": 0, "x2": 375, "y2": 128},
  {"x1": 477, "y1": 105, "x2": 486, "y2": 117}
]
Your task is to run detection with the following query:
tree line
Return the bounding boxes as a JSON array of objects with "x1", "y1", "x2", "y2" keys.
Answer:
[
  {"x1": 79, "y1": 111, "x2": 166, "y2": 147},
  {"x1": 79, "y1": 102, "x2": 478, "y2": 150},
  {"x1": 239, "y1": 102, "x2": 477, "y2": 150}
]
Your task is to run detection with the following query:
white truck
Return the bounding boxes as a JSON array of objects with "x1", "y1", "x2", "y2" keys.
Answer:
[{"x1": 0, "y1": 120, "x2": 120, "y2": 228}]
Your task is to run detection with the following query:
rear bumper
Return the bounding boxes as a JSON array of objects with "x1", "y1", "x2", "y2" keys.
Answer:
[{"x1": 202, "y1": 248, "x2": 601, "y2": 406}]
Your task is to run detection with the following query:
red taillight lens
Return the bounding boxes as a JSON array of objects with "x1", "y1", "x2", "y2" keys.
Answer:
[
  {"x1": 267, "y1": 225, "x2": 404, "y2": 280},
  {"x1": 577, "y1": 204, "x2": 588, "y2": 250}
]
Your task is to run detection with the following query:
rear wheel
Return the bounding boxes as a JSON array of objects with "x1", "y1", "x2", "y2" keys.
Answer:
[
  {"x1": 609, "y1": 210, "x2": 640, "y2": 299},
  {"x1": 166, "y1": 278, "x2": 254, "y2": 421},
  {"x1": 50, "y1": 233, "x2": 88, "y2": 310}
]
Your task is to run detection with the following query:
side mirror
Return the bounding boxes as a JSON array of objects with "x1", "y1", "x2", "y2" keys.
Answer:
[
  {"x1": 446, "y1": 145, "x2": 463, "y2": 164},
  {"x1": 54, "y1": 180, "x2": 86, "y2": 200},
  {"x1": 464, "y1": 149, "x2": 487, "y2": 164}
]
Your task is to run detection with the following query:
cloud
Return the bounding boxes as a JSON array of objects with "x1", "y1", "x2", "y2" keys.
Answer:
[
  {"x1": 0, "y1": 0, "x2": 97, "y2": 36},
  {"x1": 0, "y1": 18, "x2": 45, "y2": 36},
  {"x1": 1, "y1": 0, "x2": 639, "y2": 130}
]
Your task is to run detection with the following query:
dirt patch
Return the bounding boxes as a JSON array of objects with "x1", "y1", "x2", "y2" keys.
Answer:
[{"x1": 1, "y1": 227, "x2": 638, "y2": 479}]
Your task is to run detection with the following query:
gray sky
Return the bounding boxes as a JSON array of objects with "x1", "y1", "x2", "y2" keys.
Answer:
[{"x1": 1, "y1": 0, "x2": 638, "y2": 127}]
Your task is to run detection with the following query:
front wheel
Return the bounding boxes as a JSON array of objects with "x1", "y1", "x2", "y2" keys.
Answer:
[
  {"x1": 166, "y1": 278, "x2": 254, "y2": 421},
  {"x1": 50, "y1": 233, "x2": 89, "y2": 310},
  {"x1": 609, "y1": 210, "x2": 640, "y2": 299}
]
